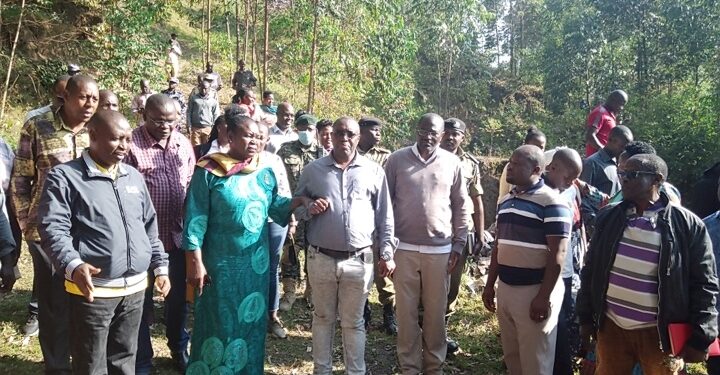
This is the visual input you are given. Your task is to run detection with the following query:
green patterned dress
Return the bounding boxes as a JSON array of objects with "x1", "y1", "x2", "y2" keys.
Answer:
[{"x1": 183, "y1": 163, "x2": 291, "y2": 375}]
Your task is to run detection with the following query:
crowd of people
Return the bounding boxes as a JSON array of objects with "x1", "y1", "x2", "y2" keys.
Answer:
[{"x1": 0, "y1": 53, "x2": 719, "y2": 375}]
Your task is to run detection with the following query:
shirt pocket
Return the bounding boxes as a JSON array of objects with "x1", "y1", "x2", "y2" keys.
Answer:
[{"x1": 283, "y1": 155, "x2": 303, "y2": 181}]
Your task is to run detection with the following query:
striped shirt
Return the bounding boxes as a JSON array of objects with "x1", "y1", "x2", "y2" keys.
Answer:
[
  {"x1": 605, "y1": 201, "x2": 665, "y2": 329},
  {"x1": 496, "y1": 179, "x2": 572, "y2": 285}
]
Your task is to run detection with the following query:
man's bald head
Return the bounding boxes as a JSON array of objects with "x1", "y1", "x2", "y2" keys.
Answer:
[
  {"x1": 87, "y1": 110, "x2": 129, "y2": 133},
  {"x1": 506, "y1": 144, "x2": 545, "y2": 187},
  {"x1": 98, "y1": 90, "x2": 119, "y2": 111},
  {"x1": 609, "y1": 125, "x2": 633, "y2": 142},
  {"x1": 606, "y1": 125, "x2": 634, "y2": 157},
  {"x1": 331, "y1": 116, "x2": 360, "y2": 161},
  {"x1": 276, "y1": 102, "x2": 295, "y2": 128},
  {"x1": 53, "y1": 75, "x2": 71, "y2": 97},
  {"x1": 87, "y1": 110, "x2": 132, "y2": 168},
  {"x1": 606, "y1": 89, "x2": 628, "y2": 113},
  {"x1": 417, "y1": 113, "x2": 444, "y2": 129},
  {"x1": 51, "y1": 75, "x2": 71, "y2": 107},
  {"x1": 515, "y1": 144, "x2": 545, "y2": 171},
  {"x1": 145, "y1": 93, "x2": 176, "y2": 113},
  {"x1": 415, "y1": 113, "x2": 444, "y2": 157},
  {"x1": 553, "y1": 147, "x2": 583, "y2": 178},
  {"x1": 333, "y1": 116, "x2": 360, "y2": 133},
  {"x1": 144, "y1": 94, "x2": 178, "y2": 141}
]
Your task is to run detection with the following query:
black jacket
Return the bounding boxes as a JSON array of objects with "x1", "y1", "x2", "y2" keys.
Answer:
[
  {"x1": 576, "y1": 192, "x2": 719, "y2": 352},
  {"x1": 38, "y1": 152, "x2": 168, "y2": 282}
]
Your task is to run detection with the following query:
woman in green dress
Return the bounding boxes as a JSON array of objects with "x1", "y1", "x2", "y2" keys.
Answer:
[{"x1": 183, "y1": 112, "x2": 306, "y2": 375}]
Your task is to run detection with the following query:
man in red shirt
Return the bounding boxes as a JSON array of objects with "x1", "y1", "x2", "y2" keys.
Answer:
[{"x1": 585, "y1": 90, "x2": 628, "y2": 157}]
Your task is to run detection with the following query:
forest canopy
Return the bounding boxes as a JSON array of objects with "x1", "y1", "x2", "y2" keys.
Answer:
[{"x1": 1, "y1": 0, "x2": 719, "y2": 195}]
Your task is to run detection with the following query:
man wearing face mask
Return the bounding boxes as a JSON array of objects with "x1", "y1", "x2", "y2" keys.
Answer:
[{"x1": 277, "y1": 114, "x2": 323, "y2": 312}]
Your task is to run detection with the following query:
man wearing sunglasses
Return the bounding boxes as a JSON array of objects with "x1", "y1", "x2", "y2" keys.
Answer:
[
  {"x1": 125, "y1": 94, "x2": 196, "y2": 374},
  {"x1": 577, "y1": 154, "x2": 719, "y2": 374},
  {"x1": 295, "y1": 117, "x2": 395, "y2": 375}
]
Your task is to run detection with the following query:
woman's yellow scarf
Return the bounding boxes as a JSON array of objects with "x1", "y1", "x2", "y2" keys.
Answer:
[{"x1": 196, "y1": 152, "x2": 261, "y2": 177}]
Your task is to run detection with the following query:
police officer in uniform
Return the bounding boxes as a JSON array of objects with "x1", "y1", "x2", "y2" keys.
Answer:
[
  {"x1": 277, "y1": 114, "x2": 323, "y2": 311},
  {"x1": 439, "y1": 117, "x2": 485, "y2": 355},
  {"x1": 357, "y1": 116, "x2": 397, "y2": 335}
]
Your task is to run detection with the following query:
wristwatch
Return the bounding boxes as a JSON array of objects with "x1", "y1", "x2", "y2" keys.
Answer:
[{"x1": 379, "y1": 251, "x2": 393, "y2": 262}]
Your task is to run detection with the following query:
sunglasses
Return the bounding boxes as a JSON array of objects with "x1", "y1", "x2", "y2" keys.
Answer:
[{"x1": 618, "y1": 171, "x2": 657, "y2": 180}]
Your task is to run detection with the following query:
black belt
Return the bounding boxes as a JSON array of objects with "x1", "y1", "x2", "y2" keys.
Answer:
[{"x1": 316, "y1": 246, "x2": 367, "y2": 260}]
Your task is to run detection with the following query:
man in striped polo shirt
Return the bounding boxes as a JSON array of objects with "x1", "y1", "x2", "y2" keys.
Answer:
[
  {"x1": 577, "y1": 154, "x2": 719, "y2": 374},
  {"x1": 482, "y1": 145, "x2": 573, "y2": 374}
]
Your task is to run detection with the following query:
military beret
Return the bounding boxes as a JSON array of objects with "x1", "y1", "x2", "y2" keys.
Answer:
[
  {"x1": 296, "y1": 114, "x2": 318, "y2": 127},
  {"x1": 359, "y1": 116, "x2": 383, "y2": 127},
  {"x1": 444, "y1": 117, "x2": 466, "y2": 133}
]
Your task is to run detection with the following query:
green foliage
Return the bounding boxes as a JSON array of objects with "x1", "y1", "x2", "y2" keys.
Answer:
[
  {"x1": 92, "y1": 0, "x2": 168, "y2": 91},
  {"x1": 3, "y1": 0, "x2": 720, "y2": 193}
]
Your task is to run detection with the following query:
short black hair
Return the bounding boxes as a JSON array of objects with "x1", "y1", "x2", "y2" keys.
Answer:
[
  {"x1": 317, "y1": 119, "x2": 333, "y2": 130},
  {"x1": 263, "y1": 90, "x2": 273, "y2": 99},
  {"x1": 630, "y1": 154, "x2": 668, "y2": 182},
  {"x1": 609, "y1": 125, "x2": 633, "y2": 142},
  {"x1": 238, "y1": 87, "x2": 253, "y2": 98},
  {"x1": 524, "y1": 126, "x2": 545, "y2": 144},
  {"x1": 65, "y1": 75, "x2": 98, "y2": 95},
  {"x1": 295, "y1": 109, "x2": 307, "y2": 119},
  {"x1": 624, "y1": 141, "x2": 656, "y2": 157}
]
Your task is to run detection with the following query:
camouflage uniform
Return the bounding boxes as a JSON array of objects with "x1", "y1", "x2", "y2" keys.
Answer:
[
  {"x1": 447, "y1": 147, "x2": 483, "y2": 316},
  {"x1": 357, "y1": 144, "x2": 395, "y2": 309},
  {"x1": 358, "y1": 145, "x2": 391, "y2": 168},
  {"x1": 277, "y1": 140, "x2": 323, "y2": 284}
]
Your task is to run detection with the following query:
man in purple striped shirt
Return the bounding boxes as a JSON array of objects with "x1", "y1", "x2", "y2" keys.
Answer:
[
  {"x1": 125, "y1": 94, "x2": 196, "y2": 374},
  {"x1": 577, "y1": 154, "x2": 718, "y2": 374}
]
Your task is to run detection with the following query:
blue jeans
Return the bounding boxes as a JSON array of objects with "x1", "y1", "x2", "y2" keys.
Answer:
[
  {"x1": 136, "y1": 250, "x2": 189, "y2": 374},
  {"x1": 268, "y1": 221, "x2": 288, "y2": 312}
]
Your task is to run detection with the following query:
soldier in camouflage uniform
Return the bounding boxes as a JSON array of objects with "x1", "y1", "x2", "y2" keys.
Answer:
[
  {"x1": 277, "y1": 114, "x2": 323, "y2": 311},
  {"x1": 440, "y1": 117, "x2": 485, "y2": 355},
  {"x1": 357, "y1": 117, "x2": 397, "y2": 335}
]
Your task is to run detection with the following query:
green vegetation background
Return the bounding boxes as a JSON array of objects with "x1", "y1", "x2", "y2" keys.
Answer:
[{"x1": 0, "y1": 0, "x2": 718, "y2": 373}]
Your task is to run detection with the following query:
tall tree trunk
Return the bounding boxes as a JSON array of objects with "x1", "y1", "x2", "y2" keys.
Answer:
[
  {"x1": 206, "y1": 0, "x2": 212, "y2": 65},
  {"x1": 251, "y1": 0, "x2": 258, "y2": 72},
  {"x1": 244, "y1": 0, "x2": 250, "y2": 61},
  {"x1": 225, "y1": 12, "x2": 231, "y2": 40},
  {"x1": 0, "y1": 0, "x2": 4, "y2": 49},
  {"x1": 236, "y1": 0, "x2": 241, "y2": 69},
  {"x1": 262, "y1": 0, "x2": 269, "y2": 93},
  {"x1": 494, "y1": 0, "x2": 501, "y2": 67},
  {"x1": 307, "y1": 0, "x2": 320, "y2": 112},
  {"x1": 0, "y1": 0, "x2": 26, "y2": 125}
]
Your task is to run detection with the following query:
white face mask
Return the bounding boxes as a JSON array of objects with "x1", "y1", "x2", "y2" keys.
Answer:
[{"x1": 298, "y1": 130, "x2": 314, "y2": 146}]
